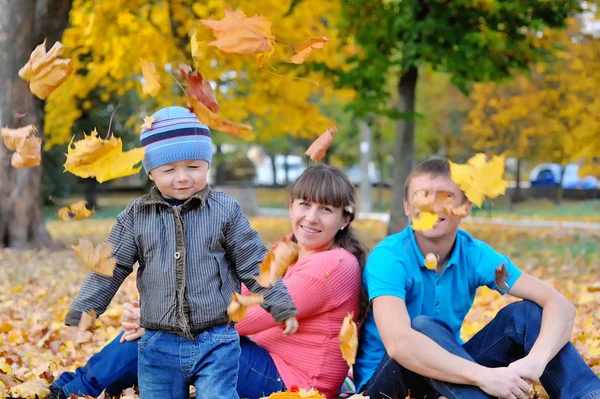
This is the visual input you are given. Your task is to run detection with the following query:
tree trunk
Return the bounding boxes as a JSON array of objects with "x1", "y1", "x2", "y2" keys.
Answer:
[
  {"x1": 284, "y1": 151, "x2": 290, "y2": 186},
  {"x1": 0, "y1": 0, "x2": 72, "y2": 248},
  {"x1": 359, "y1": 118, "x2": 372, "y2": 213},
  {"x1": 268, "y1": 152, "x2": 277, "y2": 187},
  {"x1": 387, "y1": 66, "x2": 418, "y2": 235},
  {"x1": 214, "y1": 144, "x2": 227, "y2": 185},
  {"x1": 509, "y1": 158, "x2": 523, "y2": 210},
  {"x1": 556, "y1": 164, "x2": 566, "y2": 205},
  {"x1": 373, "y1": 121, "x2": 384, "y2": 209}
]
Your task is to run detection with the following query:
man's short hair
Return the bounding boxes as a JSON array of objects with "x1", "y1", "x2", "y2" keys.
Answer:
[{"x1": 404, "y1": 157, "x2": 451, "y2": 198}]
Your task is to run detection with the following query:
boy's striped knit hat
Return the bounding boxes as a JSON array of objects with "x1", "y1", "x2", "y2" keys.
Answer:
[{"x1": 140, "y1": 106, "x2": 212, "y2": 174}]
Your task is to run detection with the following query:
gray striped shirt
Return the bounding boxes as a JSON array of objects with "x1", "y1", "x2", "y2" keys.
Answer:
[{"x1": 66, "y1": 186, "x2": 297, "y2": 339}]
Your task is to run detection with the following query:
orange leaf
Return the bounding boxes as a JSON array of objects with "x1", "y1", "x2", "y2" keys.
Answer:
[
  {"x1": 12, "y1": 135, "x2": 41, "y2": 169},
  {"x1": 140, "y1": 58, "x2": 161, "y2": 97},
  {"x1": 254, "y1": 236, "x2": 299, "y2": 287},
  {"x1": 267, "y1": 388, "x2": 326, "y2": 398},
  {"x1": 424, "y1": 253, "x2": 438, "y2": 270},
  {"x1": 71, "y1": 239, "x2": 116, "y2": 277},
  {"x1": 201, "y1": 9, "x2": 274, "y2": 55},
  {"x1": 304, "y1": 127, "x2": 337, "y2": 162},
  {"x1": 495, "y1": 263, "x2": 509, "y2": 293},
  {"x1": 177, "y1": 64, "x2": 219, "y2": 113},
  {"x1": 76, "y1": 309, "x2": 97, "y2": 346},
  {"x1": 18, "y1": 40, "x2": 73, "y2": 100},
  {"x1": 187, "y1": 95, "x2": 253, "y2": 139},
  {"x1": 227, "y1": 292, "x2": 264, "y2": 322},
  {"x1": 338, "y1": 313, "x2": 358, "y2": 366},
  {"x1": 289, "y1": 36, "x2": 330, "y2": 64},
  {"x1": 57, "y1": 200, "x2": 94, "y2": 221},
  {"x1": 140, "y1": 116, "x2": 155, "y2": 130},
  {"x1": 1, "y1": 125, "x2": 37, "y2": 151}
]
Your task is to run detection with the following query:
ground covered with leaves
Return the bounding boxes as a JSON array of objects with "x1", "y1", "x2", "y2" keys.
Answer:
[{"x1": 0, "y1": 218, "x2": 598, "y2": 398}]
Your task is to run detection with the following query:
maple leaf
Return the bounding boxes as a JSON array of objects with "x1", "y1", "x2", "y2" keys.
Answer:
[
  {"x1": 254, "y1": 236, "x2": 299, "y2": 287},
  {"x1": 424, "y1": 253, "x2": 439, "y2": 270},
  {"x1": 18, "y1": 40, "x2": 73, "y2": 100},
  {"x1": 450, "y1": 153, "x2": 509, "y2": 208},
  {"x1": 71, "y1": 239, "x2": 116, "y2": 277},
  {"x1": 190, "y1": 30, "x2": 204, "y2": 70},
  {"x1": 187, "y1": 96, "x2": 253, "y2": 139},
  {"x1": 412, "y1": 211, "x2": 438, "y2": 231},
  {"x1": 140, "y1": 116, "x2": 155, "y2": 130},
  {"x1": 76, "y1": 310, "x2": 96, "y2": 346},
  {"x1": 227, "y1": 292, "x2": 264, "y2": 322},
  {"x1": 254, "y1": 45, "x2": 276, "y2": 68},
  {"x1": 305, "y1": 127, "x2": 337, "y2": 162},
  {"x1": 266, "y1": 388, "x2": 326, "y2": 398},
  {"x1": 289, "y1": 36, "x2": 330, "y2": 64},
  {"x1": 11, "y1": 135, "x2": 41, "y2": 169},
  {"x1": 178, "y1": 64, "x2": 219, "y2": 113},
  {"x1": 140, "y1": 58, "x2": 161, "y2": 97},
  {"x1": 57, "y1": 200, "x2": 94, "y2": 221},
  {"x1": 338, "y1": 313, "x2": 358, "y2": 367},
  {"x1": 495, "y1": 263, "x2": 510, "y2": 293},
  {"x1": 64, "y1": 129, "x2": 145, "y2": 183},
  {"x1": 201, "y1": 9, "x2": 274, "y2": 55},
  {"x1": 9, "y1": 379, "x2": 50, "y2": 399},
  {"x1": 1, "y1": 125, "x2": 37, "y2": 151}
]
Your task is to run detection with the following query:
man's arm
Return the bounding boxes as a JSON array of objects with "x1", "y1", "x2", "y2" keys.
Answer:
[{"x1": 374, "y1": 295, "x2": 531, "y2": 398}]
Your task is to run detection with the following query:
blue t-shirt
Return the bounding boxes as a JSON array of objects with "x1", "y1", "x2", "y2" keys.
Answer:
[{"x1": 354, "y1": 227, "x2": 522, "y2": 390}]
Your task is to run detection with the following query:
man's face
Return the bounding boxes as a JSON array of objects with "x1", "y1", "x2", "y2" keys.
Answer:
[
  {"x1": 149, "y1": 160, "x2": 209, "y2": 200},
  {"x1": 404, "y1": 174, "x2": 472, "y2": 239}
]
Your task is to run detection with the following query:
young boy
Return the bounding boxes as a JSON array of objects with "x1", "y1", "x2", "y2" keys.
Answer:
[
  {"x1": 354, "y1": 157, "x2": 600, "y2": 399},
  {"x1": 64, "y1": 106, "x2": 298, "y2": 399}
]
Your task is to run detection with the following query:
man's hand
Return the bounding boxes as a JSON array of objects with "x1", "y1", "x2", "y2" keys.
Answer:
[
  {"x1": 508, "y1": 356, "x2": 546, "y2": 384},
  {"x1": 477, "y1": 367, "x2": 533, "y2": 399},
  {"x1": 282, "y1": 316, "x2": 298, "y2": 335},
  {"x1": 119, "y1": 300, "x2": 144, "y2": 343}
]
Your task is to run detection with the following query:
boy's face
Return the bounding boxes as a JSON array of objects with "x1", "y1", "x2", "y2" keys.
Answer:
[
  {"x1": 149, "y1": 160, "x2": 209, "y2": 200},
  {"x1": 404, "y1": 173, "x2": 472, "y2": 239}
]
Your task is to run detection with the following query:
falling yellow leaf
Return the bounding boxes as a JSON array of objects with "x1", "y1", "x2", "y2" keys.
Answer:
[
  {"x1": 1, "y1": 125, "x2": 37, "y2": 151},
  {"x1": 450, "y1": 154, "x2": 508, "y2": 208},
  {"x1": 424, "y1": 253, "x2": 439, "y2": 270},
  {"x1": 71, "y1": 239, "x2": 116, "y2": 277},
  {"x1": 57, "y1": 200, "x2": 94, "y2": 221},
  {"x1": 18, "y1": 40, "x2": 73, "y2": 100},
  {"x1": 338, "y1": 313, "x2": 358, "y2": 367},
  {"x1": 227, "y1": 292, "x2": 264, "y2": 322},
  {"x1": 9, "y1": 379, "x2": 50, "y2": 399},
  {"x1": 254, "y1": 236, "x2": 299, "y2": 287},
  {"x1": 64, "y1": 129, "x2": 145, "y2": 183},
  {"x1": 412, "y1": 212, "x2": 438, "y2": 231},
  {"x1": 187, "y1": 96, "x2": 253, "y2": 139},
  {"x1": 190, "y1": 30, "x2": 205, "y2": 69},
  {"x1": 289, "y1": 36, "x2": 330, "y2": 64},
  {"x1": 304, "y1": 127, "x2": 337, "y2": 162},
  {"x1": 140, "y1": 58, "x2": 161, "y2": 97},
  {"x1": 201, "y1": 9, "x2": 274, "y2": 55},
  {"x1": 11, "y1": 135, "x2": 41, "y2": 169},
  {"x1": 76, "y1": 310, "x2": 97, "y2": 346},
  {"x1": 141, "y1": 116, "x2": 155, "y2": 130},
  {"x1": 267, "y1": 388, "x2": 326, "y2": 398}
]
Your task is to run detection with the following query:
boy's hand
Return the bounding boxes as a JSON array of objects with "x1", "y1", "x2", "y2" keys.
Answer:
[
  {"x1": 120, "y1": 327, "x2": 145, "y2": 343},
  {"x1": 282, "y1": 316, "x2": 299, "y2": 335},
  {"x1": 119, "y1": 300, "x2": 144, "y2": 343}
]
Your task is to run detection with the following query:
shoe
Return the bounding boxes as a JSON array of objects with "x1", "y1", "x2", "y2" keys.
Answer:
[{"x1": 47, "y1": 386, "x2": 67, "y2": 399}]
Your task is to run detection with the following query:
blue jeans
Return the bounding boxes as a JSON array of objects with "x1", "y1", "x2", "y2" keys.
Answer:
[
  {"x1": 52, "y1": 332, "x2": 285, "y2": 399},
  {"x1": 363, "y1": 301, "x2": 600, "y2": 399}
]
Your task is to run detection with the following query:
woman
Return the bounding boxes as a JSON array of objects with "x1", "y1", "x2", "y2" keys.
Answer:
[{"x1": 51, "y1": 165, "x2": 368, "y2": 399}]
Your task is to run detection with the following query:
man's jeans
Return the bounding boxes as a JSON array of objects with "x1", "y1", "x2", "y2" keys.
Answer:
[
  {"x1": 364, "y1": 301, "x2": 600, "y2": 399},
  {"x1": 53, "y1": 332, "x2": 285, "y2": 399}
]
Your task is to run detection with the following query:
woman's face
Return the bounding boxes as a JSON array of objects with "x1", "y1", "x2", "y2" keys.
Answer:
[{"x1": 289, "y1": 199, "x2": 349, "y2": 257}]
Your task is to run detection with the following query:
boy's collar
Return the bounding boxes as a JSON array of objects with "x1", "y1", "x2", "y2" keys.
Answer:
[{"x1": 139, "y1": 185, "x2": 212, "y2": 209}]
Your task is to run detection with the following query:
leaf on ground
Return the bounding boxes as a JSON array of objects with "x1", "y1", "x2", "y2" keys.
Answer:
[
  {"x1": 57, "y1": 201, "x2": 94, "y2": 222},
  {"x1": 11, "y1": 135, "x2": 41, "y2": 169},
  {"x1": 424, "y1": 253, "x2": 439, "y2": 270},
  {"x1": 178, "y1": 64, "x2": 219, "y2": 113},
  {"x1": 1, "y1": 125, "x2": 37, "y2": 151},
  {"x1": 140, "y1": 58, "x2": 161, "y2": 97},
  {"x1": 338, "y1": 313, "x2": 358, "y2": 366},
  {"x1": 201, "y1": 9, "x2": 274, "y2": 55},
  {"x1": 64, "y1": 129, "x2": 145, "y2": 183},
  {"x1": 140, "y1": 116, "x2": 155, "y2": 130},
  {"x1": 289, "y1": 36, "x2": 329, "y2": 64},
  {"x1": 495, "y1": 263, "x2": 510, "y2": 293},
  {"x1": 9, "y1": 379, "x2": 50, "y2": 399},
  {"x1": 71, "y1": 239, "x2": 116, "y2": 277},
  {"x1": 18, "y1": 40, "x2": 73, "y2": 100},
  {"x1": 450, "y1": 154, "x2": 508, "y2": 208},
  {"x1": 187, "y1": 95, "x2": 253, "y2": 139},
  {"x1": 304, "y1": 127, "x2": 337, "y2": 162},
  {"x1": 266, "y1": 388, "x2": 326, "y2": 398},
  {"x1": 412, "y1": 211, "x2": 438, "y2": 232},
  {"x1": 227, "y1": 292, "x2": 264, "y2": 322},
  {"x1": 254, "y1": 236, "x2": 299, "y2": 287}
]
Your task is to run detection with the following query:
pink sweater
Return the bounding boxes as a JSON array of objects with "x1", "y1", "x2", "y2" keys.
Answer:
[{"x1": 236, "y1": 248, "x2": 361, "y2": 399}]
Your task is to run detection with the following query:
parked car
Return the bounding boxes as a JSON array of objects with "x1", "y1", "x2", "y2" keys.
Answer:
[
  {"x1": 529, "y1": 163, "x2": 598, "y2": 189},
  {"x1": 253, "y1": 154, "x2": 306, "y2": 186}
]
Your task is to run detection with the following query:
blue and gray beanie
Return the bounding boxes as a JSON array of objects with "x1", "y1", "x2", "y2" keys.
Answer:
[{"x1": 140, "y1": 106, "x2": 212, "y2": 174}]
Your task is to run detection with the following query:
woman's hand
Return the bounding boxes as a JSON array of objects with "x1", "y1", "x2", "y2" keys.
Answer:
[
  {"x1": 282, "y1": 316, "x2": 299, "y2": 335},
  {"x1": 119, "y1": 300, "x2": 145, "y2": 343}
]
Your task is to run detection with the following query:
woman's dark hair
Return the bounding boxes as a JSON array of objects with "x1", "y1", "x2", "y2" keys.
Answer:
[{"x1": 288, "y1": 164, "x2": 370, "y2": 323}]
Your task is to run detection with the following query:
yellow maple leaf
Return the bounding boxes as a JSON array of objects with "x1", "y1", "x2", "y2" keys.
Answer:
[
  {"x1": 11, "y1": 135, "x2": 41, "y2": 169},
  {"x1": 9, "y1": 379, "x2": 50, "y2": 399},
  {"x1": 64, "y1": 129, "x2": 145, "y2": 183},
  {"x1": 254, "y1": 236, "x2": 299, "y2": 287},
  {"x1": 190, "y1": 30, "x2": 205, "y2": 69},
  {"x1": 227, "y1": 292, "x2": 264, "y2": 322},
  {"x1": 71, "y1": 239, "x2": 116, "y2": 277},
  {"x1": 140, "y1": 58, "x2": 161, "y2": 97},
  {"x1": 338, "y1": 313, "x2": 358, "y2": 367},
  {"x1": 289, "y1": 36, "x2": 330, "y2": 64},
  {"x1": 57, "y1": 200, "x2": 94, "y2": 221},
  {"x1": 450, "y1": 154, "x2": 508, "y2": 208},
  {"x1": 424, "y1": 253, "x2": 439, "y2": 270},
  {"x1": 412, "y1": 211, "x2": 438, "y2": 231},
  {"x1": 18, "y1": 40, "x2": 73, "y2": 100},
  {"x1": 187, "y1": 96, "x2": 253, "y2": 139},
  {"x1": 141, "y1": 116, "x2": 155, "y2": 130},
  {"x1": 1, "y1": 125, "x2": 37, "y2": 151},
  {"x1": 201, "y1": 9, "x2": 274, "y2": 55}
]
